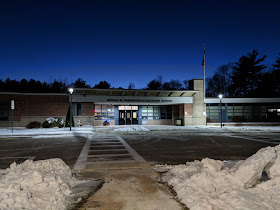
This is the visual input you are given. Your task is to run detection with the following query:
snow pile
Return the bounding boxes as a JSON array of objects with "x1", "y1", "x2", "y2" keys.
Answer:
[
  {"x1": 0, "y1": 126, "x2": 93, "y2": 137},
  {"x1": 114, "y1": 126, "x2": 150, "y2": 133},
  {"x1": 46, "y1": 117, "x2": 64, "y2": 125},
  {"x1": 0, "y1": 158, "x2": 78, "y2": 210},
  {"x1": 157, "y1": 145, "x2": 280, "y2": 210}
]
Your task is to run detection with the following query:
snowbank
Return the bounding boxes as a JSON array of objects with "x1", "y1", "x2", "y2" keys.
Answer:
[
  {"x1": 157, "y1": 145, "x2": 280, "y2": 210},
  {"x1": 114, "y1": 126, "x2": 149, "y2": 133},
  {"x1": 0, "y1": 126, "x2": 93, "y2": 137},
  {"x1": 0, "y1": 158, "x2": 79, "y2": 210}
]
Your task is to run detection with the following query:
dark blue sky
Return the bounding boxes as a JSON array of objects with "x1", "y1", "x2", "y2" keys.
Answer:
[{"x1": 0, "y1": 0, "x2": 279, "y2": 89}]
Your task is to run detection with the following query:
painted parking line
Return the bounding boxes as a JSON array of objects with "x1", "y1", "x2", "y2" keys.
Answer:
[
  {"x1": 74, "y1": 135, "x2": 146, "y2": 170},
  {"x1": 228, "y1": 135, "x2": 280, "y2": 145},
  {"x1": 116, "y1": 136, "x2": 146, "y2": 162}
]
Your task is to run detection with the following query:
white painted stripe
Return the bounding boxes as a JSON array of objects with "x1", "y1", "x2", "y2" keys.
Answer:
[
  {"x1": 90, "y1": 142, "x2": 122, "y2": 144},
  {"x1": 116, "y1": 136, "x2": 146, "y2": 162},
  {"x1": 88, "y1": 154, "x2": 131, "y2": 157},
  {"x1": 73, "y1": 135, "x2": 92, "y2": 170},
  {"x1": 90, "y1": 149, "x2": 127, "y2": 152},
  {"x1": 85, "y1": 160, "x2": 143, "y2": 164},
  {"x1": 90, "y1": 145, "x2": 125, "y2": 147},
  {"x1": 229, "y1": 135, "x2": 280, "y2": 145}
]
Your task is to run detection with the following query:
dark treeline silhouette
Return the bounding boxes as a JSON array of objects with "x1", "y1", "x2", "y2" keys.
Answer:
[
  {"x1": 0, "y1": 77, "x2": 117, "y2": 93},
  {"x1": 146, "y1": 75, "x2": 189, "y2": 90},
  {"x1": 206, "y1": 50, "x2": 280, "y2": 97},
  {"x1": 2, "y1": 50, "x2": 279, "y2": 96}
]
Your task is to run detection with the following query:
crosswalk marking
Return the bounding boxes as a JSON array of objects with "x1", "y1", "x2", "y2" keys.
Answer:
[{"x1": 74, "y1": 134, "x2": 145, "y2": 170}]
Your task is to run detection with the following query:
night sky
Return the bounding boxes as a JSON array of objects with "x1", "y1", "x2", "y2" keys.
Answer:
[{"x1": 0, "y1": 0, "x2": 279, "y2": 89}]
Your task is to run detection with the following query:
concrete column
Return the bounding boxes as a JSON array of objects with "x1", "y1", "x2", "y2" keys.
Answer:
[{"x1": 189, "y1": 79, "x2": 206, "y2": 126}]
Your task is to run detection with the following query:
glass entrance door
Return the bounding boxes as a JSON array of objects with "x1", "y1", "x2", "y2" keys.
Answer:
[
  {"x1": 132, "y1": 110, "x2": 138, "y2": 124},
  {"x1": 118, "y1": 106, "x2": 138, "y2": 125},
  {"x1": 126, "y1": 111, "x2": 132, "y2": 125},
  {"x1": 119, "y1": 110, "x2": 125, "y2": 125}
]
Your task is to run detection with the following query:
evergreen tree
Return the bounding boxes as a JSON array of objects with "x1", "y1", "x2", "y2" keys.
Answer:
[
  {"x1": 94, "y1": 81, "x2": 111, "y2": 89},
  {"x1": 65, "y1": 106, "x2": 75, "y2": 127},
  {"x1": 231, "y1": 49, "x2": 267, "y2": 96},
  {"x1": 271, "y1": 54, "x2": 280, "y2": 96},
  {"x1": 273, "y1": 54, "x2": 280, "y2": 70},
  {"x1": 73, "y1": 77, "x2": 90, "y2": 88}
]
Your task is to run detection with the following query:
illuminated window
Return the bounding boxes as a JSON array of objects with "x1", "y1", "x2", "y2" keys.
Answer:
[
  {"x1": 95, "y1": 105, "x2": 114, "y2": 120},
  {"x1": 142, "y1": 105, "x2": 172, "y2": 120}
]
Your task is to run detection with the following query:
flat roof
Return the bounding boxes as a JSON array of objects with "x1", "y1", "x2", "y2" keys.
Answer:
[
  {"x1": 205, "y1": 97, "x2": 280, "y2": 103},
  {"x1": 73, "y1": 88, "x2": 199, "y2": 97}
]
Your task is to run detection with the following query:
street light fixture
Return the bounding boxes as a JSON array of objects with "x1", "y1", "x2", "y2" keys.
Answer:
[
  {"x1": 218, "y1": 94, "x2": 223, "y2": 128},
  {"x1": 68, "y1": 88, "x2": 74, "y2": 131}
]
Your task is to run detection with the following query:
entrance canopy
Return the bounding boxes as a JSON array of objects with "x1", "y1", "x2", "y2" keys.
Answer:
[{"x1": 71, "y1": 88, "x2": 199, "y2": 105}]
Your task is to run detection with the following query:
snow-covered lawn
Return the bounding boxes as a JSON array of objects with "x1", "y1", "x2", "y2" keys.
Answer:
[
  {"x1": 111, "y1": 125, "x2": 280, "y2": 133},
  {"x1": 156, "y1": 145, "x2": 280, "y2": 210},
  {"x1": 0, "y1": 126, "x2": 93, "y2": 138}
]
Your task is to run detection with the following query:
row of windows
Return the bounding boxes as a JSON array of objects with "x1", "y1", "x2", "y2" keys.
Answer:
[
  {"x1": 95, "y1": 105, "x2": 115, "y2": 120},
  {"x1": 206, "y1": 103, "x2": 279, "y2": 122},
  {"x1": 142, "y1": 105, "x2": 172, "y2": 120}
]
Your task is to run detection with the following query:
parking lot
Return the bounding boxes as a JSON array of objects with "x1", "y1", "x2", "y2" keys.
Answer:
[
  {"x1": 122, "y1": 132, "x2": 279, "y2": 164},
  {"x1": 0, "y1": 126, "x2": 279, "y2": 169}
]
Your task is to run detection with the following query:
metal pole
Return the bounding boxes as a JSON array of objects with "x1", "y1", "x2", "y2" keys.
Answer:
[
  {"x1": 70, "y1": 93, "x2": 72, "y2": 131},
  {"x1": 203, "y1": 44, "x2": 206, "y2": 101},
  {"x1": 220, "y1": 98, "x2": 222, "y2": 128},
  {"x1": 12, "y1": 109, "x2": 13, "y2": 133}
]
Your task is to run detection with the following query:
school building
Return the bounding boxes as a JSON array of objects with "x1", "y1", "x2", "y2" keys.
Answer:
[{"x1": 0, "y1": 79, "x2": 279, "y2": 127}]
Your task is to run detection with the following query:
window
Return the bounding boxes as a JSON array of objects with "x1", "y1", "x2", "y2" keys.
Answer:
[
  {"x1": 0, "y1": 101, "x2": 9, "y2": 121},
  {"x1": 95, "y1": 105, "x2": 114, "y2": 120},
  {"x1": 72, "y1": 103, "x2": 82, "y2": 116},
  {"x1": 142, "y1": 105, "x2": 172, "y2": 120}
]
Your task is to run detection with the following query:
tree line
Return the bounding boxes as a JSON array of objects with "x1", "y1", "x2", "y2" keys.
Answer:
[
  {"x1": 0, "y1": 78, "x2": 114, "y2": 93},
  {"x1": 1, "y1": 49, "x2": 279, "y2": 97},
  {"x1": 0, "y1": 76, "x2": 189, "y2": 93},
  {"x1": 206, "y1": 50, "x2": 280, "y2": 97}
]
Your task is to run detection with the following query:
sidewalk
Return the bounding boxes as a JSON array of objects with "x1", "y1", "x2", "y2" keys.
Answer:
[{"x1": 77, "y1": 162, "x2": 184, "y2": 210}]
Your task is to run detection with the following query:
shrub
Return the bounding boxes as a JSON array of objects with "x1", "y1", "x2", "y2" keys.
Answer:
[
  {"x1": 26, "y1": 121, "x2": 42, "y2": 129},
  {"x1": 42, "y1": 121, "x2": 51, "y2": 128},
  {"x1": 42, "y1": 117, "x2": 64, "y2": 128},
  {"x1": 206, "y1": 117, "x2": 212, "y2": 123}
]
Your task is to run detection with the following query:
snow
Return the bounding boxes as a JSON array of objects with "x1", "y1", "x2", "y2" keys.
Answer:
[
  {"x1": 0, "y1": 126, "x2": 93, "y2": 138},
  {"x1": 111, "y1": 125, "x2": 280, "y2": 133},
  {"x1": 0, "y1": 158, "x2": 81, "y2": 210},
  {"x1": 113, "y1": 126, "x2": 149, "y2": 132},
  {"x1": 46, "y1": 117, "x2": 64, "y2": 125},
  {"x1": 156, "y1": 145, "x2": 280, "y2": 210}
]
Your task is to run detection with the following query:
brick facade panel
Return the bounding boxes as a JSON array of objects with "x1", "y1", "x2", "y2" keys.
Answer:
[
  {"x1": 0, "y1": 94, "x2": 69, "y2": 121},
  {"x1": 82, "y1": 103, "x2": 95, "y2": 116}
]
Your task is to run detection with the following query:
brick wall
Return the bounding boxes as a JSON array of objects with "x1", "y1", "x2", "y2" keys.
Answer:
[
  {"x1": 0, "y1": 93, "x2": 69, "y2": 122},
  {"x1": 82, "y1": 103, "x2": 95, "y2": 116}
]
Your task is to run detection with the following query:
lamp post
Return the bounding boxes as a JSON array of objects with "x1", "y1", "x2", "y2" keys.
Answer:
[
  {"x1": 68, "y1": 88, "x2": 74, "y2": 131},
  {"x1": 219, "y1": 94, "x2": 223, "y2": 128}
]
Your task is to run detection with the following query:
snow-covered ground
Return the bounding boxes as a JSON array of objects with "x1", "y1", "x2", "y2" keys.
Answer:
[
  {"x1": 111, "y1": 125, "x2": 280, "y2": 133},
  {"x1": 0, "y1": 125, "x2": 279, "y2": 137},
  {"x1": 0, "y1": 126, "x2": 93, "y2": 138},
  {"x1": 156, "y1": 145, "x2": 280, "y2": 210},
  {"x1": 113, "y1": 126, "x2": 149, "y2": 133},
  {"x1": 0, "y1": 158, "x2": 98, "y2": 210}
]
